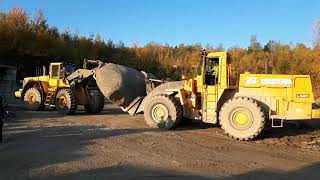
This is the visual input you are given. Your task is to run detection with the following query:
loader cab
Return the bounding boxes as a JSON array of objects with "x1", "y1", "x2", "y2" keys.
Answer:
[
  {"x1": 49, "y1": 62, "x2": 76, "y2": 87},
  {"x1": 196, "y1": 51, "x2": 230, "y2": 124},
  {"x1": 50, "y1": 63, "x2": 76, "y2": 79},
  {"x1": 197, "y1": 51, "x2": 228, "y2": 87}
]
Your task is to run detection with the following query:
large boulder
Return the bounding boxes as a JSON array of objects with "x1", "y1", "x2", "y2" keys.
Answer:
[{"x1": 95, "y1": 63, "x2": 147, "y2": 108}]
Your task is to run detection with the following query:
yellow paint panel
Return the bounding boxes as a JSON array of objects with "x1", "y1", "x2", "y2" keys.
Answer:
[
  {"x1": 262, "y1": 87, "x2": 287, "y2": 98},
  {"x1": 286, "y1": 102, "x2": 312, "y2": 119},
  {"x1": 239, "y1": 74, "x2": 294, "y2": 88},
  {"x1": 49, "y1": 79, "x2": 69, "y2": 88},
  {"x1": 292, "y1": 77, "x2": 314, "y2": 103},
  {"x1": 25, "y1": 75, "x2": 49, "y2": 82}
]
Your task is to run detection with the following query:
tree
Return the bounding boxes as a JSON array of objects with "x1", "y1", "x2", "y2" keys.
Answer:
[
  {"x1": 313, "y1": 19, "x2": 320, "y2": 48},
  {"x1": 248, "y1": 35, "x2": 261, "y2": 52},
  {"x1": 32, "y1": 10, "x2": 47, "y2": 34}
]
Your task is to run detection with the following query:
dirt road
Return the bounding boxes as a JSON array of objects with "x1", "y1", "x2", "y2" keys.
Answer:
[{"x1": 1, "y1": 104, "x2": 320, "y2": 180}]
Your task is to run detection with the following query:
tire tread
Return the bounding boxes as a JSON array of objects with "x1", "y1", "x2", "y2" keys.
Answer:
[{"x1": 219, "y1": 97, "x2": 265, "y2": 140}]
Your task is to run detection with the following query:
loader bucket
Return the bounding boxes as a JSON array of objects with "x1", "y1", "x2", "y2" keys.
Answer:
[{"x1": 95, "y1": 63, "x2": 147, "y2": 108}]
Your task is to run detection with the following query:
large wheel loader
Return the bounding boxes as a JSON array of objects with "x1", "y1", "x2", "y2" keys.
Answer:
[
  {"x1": 131, "y1": 51, "x2": 320, "y2": 140},
  {"x1": 15, "y1": 60, "x2": 105, "y2": 114},
  {"x1": 85, "y1": 50, "x2": 320, "y2": 140}
]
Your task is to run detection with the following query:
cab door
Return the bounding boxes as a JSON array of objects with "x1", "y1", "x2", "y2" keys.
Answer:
[
  {"x1": 49, "y1": 64, "x2": 60, "y2": 87},
  {"x1": 202, "y1": 58, "x2": 219, "y2": 124}
]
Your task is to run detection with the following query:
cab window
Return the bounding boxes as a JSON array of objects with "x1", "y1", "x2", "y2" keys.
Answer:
[
  {"x1": 64, "y1": 64, "x2": 75, "y2": 76},
  {"x1": 60, "y1": 64, "x2": 75, "y2": 78},
  {"x1": 51, "y1": 65, "x2": 59, "y2": 79},
  {"x1": 205, "y1": 58, "x2": 219, "y2": 85}
]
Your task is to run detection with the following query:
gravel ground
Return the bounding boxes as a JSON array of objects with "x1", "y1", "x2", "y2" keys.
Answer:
[{"x1": 1, "y1": 104, "x2": 320, "y2": 180}]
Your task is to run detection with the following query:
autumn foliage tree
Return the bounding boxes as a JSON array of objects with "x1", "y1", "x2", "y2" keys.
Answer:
[{"x1": 1, "y1": 7, "x2": 320, "y2": 96}]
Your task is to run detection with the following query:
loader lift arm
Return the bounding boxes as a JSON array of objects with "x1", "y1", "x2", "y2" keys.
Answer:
[{"x1": 66, "y1": 59, "x2": 105, "y2": 86}]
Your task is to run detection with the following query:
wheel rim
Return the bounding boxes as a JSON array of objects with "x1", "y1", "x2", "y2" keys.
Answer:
[
  {"x1": 58, "y1": 96, "x2": 67, "y2": 108},
  {"x1": 28, "y1": 94, "x2": 36, "y2": 104},
  {"x1": 151, "y1": 104, "x2": 169, "y2": 123},
  {"x1": 230, "y1": 108, "x2": 253, "y2": 130}
]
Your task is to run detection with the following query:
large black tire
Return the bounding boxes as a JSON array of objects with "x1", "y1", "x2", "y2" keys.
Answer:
[
  {"x1": 55, "y1": 89, "x2": 78, "y2": 115},
  {"x1": 84, "y1": 90, "x2": 105, "y2": 114},
  {"x1": 23, "y1": 88, "x2": 44, "y2": 111},
  {"x1": 144, "y1": 95, "x2": 182, "y2": 130},
  {"x1": 219, "y1": 97, "x2": 265, "y2": 140}
]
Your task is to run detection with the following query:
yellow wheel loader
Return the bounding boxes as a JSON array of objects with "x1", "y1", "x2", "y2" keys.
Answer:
[
  {"x1": 15, "y1": 60, "x2": 105, "y2": 115},
  {"x1": 95, "y1": 50, "x2": 320, "y2": 140}
]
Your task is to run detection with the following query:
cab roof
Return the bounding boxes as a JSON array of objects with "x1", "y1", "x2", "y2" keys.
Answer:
[
  {"x1": 207, "y1": 52, "x2": 227, "y2": 59},
  {"x1": 50, "y1": 62, "x2": 75, "y2": 66}
]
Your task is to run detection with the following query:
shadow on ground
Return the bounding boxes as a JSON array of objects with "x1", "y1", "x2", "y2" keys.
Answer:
[
  {"x1": 0, "y1": 122, "x2": 155, "y2": 180},
  {"x1": 175, "y1": 119, "x2": 216, "y2": 131},
  {"x1": 8, "y1": 103, "x2": 126, "y2": 121},
  {"x1": 31, "y1": 162, "x2": 320, "y2": 180},
  {"x1": 175, "y1": 119, "x2": 320, "y2": 142},
  {"x1": 257, "y1": 121, "x2": 320, "y2": 141}
]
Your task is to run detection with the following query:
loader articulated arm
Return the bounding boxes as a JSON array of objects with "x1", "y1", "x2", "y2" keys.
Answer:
[
  {"x1": 66, "y1": 69, "x2": 95, "y2": 82},
  {"x1": 83, "y1": 59, "x2": 104, "y2": 69},
  {"x1": 66, "y1": 59, "x2": 105, "y2": 86}
]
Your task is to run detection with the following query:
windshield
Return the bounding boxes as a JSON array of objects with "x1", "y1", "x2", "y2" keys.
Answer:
[
  {"x1": 61, "y1": 64, "x2": 76, "y2": 78},
  {"x1": 64, "y1": 64, "x2": 76, "y2": 75}
]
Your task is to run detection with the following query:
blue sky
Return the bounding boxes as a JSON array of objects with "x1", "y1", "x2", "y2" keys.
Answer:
[{"x1": 1, "y1": 0, "x2": 319, "y2": 48}]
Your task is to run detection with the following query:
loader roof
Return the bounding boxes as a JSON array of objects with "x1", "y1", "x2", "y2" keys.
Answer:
[{"x1": 207, "y1": 52, "x2": 227, "y2": 59}]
